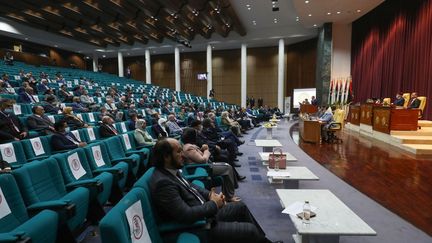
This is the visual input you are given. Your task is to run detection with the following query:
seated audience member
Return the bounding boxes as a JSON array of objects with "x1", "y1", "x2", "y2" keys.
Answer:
[
  {"x1": 98, "y1": 106, "x2": 116, "y2": 121},
  {"x1": 37, "y1": 79, "x2": 50, "y2": 94},
  {"x1": 318, "y1": 107, "x2": 335, "y2": 142},
  {"x1": 136, "y1": 98, "x2": 146, "y2": 108},
  {"x1": 80, "y1": 90, "x2": 99, "y2": 111},
  {"x1": 150, "y1": 138, "x2": 274, "y2": 243},
  {"x1": 134, "y1": 119, "x2": 156, "y2": 146},
  {"x1": 408, "y1": 92, "x2": 421, "y2": 109},
  {"x1": 71, "y1": 96, "x2": 89, "y2": 113},
  {"x1": 208, "y1": 112, "x2": 244, "y2": 145},
  {"x1": 27, "y1": 106, "x2": 55, "y2": 135},
  {"x1": 166, "y1": 114, "x2": 183, "y2": 136},
  {"x1": 394, "y1": 93, "x2": 405, "y2": 106},
  {"x1": 18, "y1": 87, "x2": 37, "y2": 103},
  {"x1": 221, "y1": 111, "x2": 242, "y2": 136},
  {"x1": 152, "y1": 118, "x2": 170, "y2": 138},
  {"x1": 104, "y1": 98, "x2": 123, "y2": 121},
  {"x1": 4, "y1": 52, "x2": 13, "y2": 65},
  {"x1": 62, "y1": 107, "x2": 89, "y2": 129},
  {"x1": 99, "y1": 116, "x2": 119, "y2": 138},
  {"x1": 202, "y1": 118, "x2": 242, "y2": 156},
  {"x1": 42, "y1": 96, "x2": 61, "y2": 114},
  {"x1": 182, "y1": 128, "x2": 240, "y2": 202},
  {"x1": 51, "y1": 120, "x2": 86, "y2": 151},
  {"x1": 58, "y1": 84, "x2": 73, "y2": 102},
  {"x1": 311, "y1": 96, "x2": 318, "y2": 106},
  {"x1": 127, "y1": 113, "x2": 138, "y2": 131},
  {"x1": 0, "y1": 99, "x2": 28, "y2": 142}
]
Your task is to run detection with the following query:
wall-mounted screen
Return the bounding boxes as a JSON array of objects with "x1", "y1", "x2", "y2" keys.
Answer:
[
  {"x1": 197, "y1": 73, "x2": 207, "y2": 80},
  {"x1": 293, "y1": 88, "x2": 316, "y2": 108}
]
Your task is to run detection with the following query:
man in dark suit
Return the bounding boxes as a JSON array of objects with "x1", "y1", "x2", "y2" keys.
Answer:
[
  {"x1": 51, "y1": 120, "x2": 87, "y2": 151},
  {"x1": 394, "y1": 93, "x2": 405, "y2": 106},
  {"x1": 311, "y1": 96, "x2": 318, "y2": 106},
  {"x1": 0, "y1": 99, "x2": 28, "y2": 142},
  {"x1": 26, "y1": 106, "x2": 55, "y2": 134},
  {"x1": 408, "y1": 92, "x2": 421, "y2": 109},
  {"x1": 99, "y1": 116, "x2": 119, "y2": 138},
  {"x1": 150, "y1": 138, "x2": 274, "y2": 243},
  {"x1": 17, "y1": 87, "x2": 37, "y2": 104}
]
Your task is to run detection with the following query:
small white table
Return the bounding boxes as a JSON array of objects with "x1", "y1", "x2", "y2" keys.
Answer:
[
  {"x1": 259, "y1": 152, "x2": 297, "y2": 166},
  {"x1": 276, "y1": 189, "x2": 376, "y2": 243},
  {"x1": 255, "y1": 139, "x2": 282, "y2": 152},
  {"x1": 267, "y1": 167, "x2": 319, "y2": 188}
]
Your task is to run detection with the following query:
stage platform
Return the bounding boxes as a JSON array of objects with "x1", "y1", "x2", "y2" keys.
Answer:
[{"x1": 346, "y1": 120, "x2": 432, "y2": 155}]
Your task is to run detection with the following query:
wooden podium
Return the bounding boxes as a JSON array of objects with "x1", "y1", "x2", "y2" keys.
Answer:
[
  {"x1": 360, "y1": 104, "x2": 374, "y2": 125},
  {"x1": 300, "y1": 104, "x2": 318, "y2": 114},
  {"x1": 299, "y1": 116, "x2": 321, "y2": 143},
  {"x1": 373, "y1": 107, "x2": 418, "y2": 134}
]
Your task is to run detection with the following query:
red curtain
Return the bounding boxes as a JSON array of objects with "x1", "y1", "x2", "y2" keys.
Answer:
[{"x1": 351, "y1": 0, "x2": 432, "y2": 119}]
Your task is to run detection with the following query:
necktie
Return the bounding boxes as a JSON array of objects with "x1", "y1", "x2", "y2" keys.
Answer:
[
  {"x1": 108, "y1": 125, "x2": 118, "y2": 135},
  {"x1": 176, "y1": 171, "x2": 205, "y2": 205},
  {"x1": 66, "y1": 134, "x2": 80, "y2": 145}
]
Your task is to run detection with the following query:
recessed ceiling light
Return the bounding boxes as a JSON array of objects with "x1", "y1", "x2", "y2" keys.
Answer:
[
  {"x1": 305, "y1": 0, "x2": 309, "y2": 3},
  {"x1": 54, "y1": 45, "x2": 58, "y2": 47},
  {"x1": 308, "y1": 14, "x2": 312, "y2": 17},
  {"x1": 102, "y1": 55, "x2": 106, "y2": 58},
  {"x1": 327, "y1": 12, "x2": 331, "y2": 15},
  {"x1": 25, "y1": 37, "x2": 28, "y2": 40},
  {"x1": 247, "y1": 7, "x2": 251, "y2": 10},
  {"x1": 296, "y1": 19, "x2": 299, "y2": 22},
  {"x1": 357, "y1": 9, "x2": 361, "y2": 13},
  {"x1": 337, "y1": 11, "x2": 341, "y2": 14},
  {"x1": 313, "y1": 24, "x2": 317, "y2": 27},
  {"x1": 246, "y1": 4, "x2": 250, "y2": 7}
]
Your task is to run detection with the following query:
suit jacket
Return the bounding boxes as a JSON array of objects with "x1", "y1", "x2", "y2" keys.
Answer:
[
  {"x1": 51, "y1": 132, "x2": 80, "y2": 151},
  {"x1": 26, "y1": 114, "x2": 54, "y2": 131},
  {"x1": 150, "y1": 167, "x2": 217, "y2": 224},
  {"x1": 42, "y1": 102, "x2": 60, "y2": 114},
  {"x1": 71, "y1": 103, "x2": 88, "y2": 113},
  {"x1": 0, "y1": 111, "x2": 27, "y2": 142},
  {"x1": 408, "y1": 98, "x2": 421, "y2": 109},
  {"x1": 152, "y1": 124, "x2": 170, "y2": 138},
  {"x1": 394, "y1": 97, "x2": 405, "y2": 106},
  {"x1": 17, "y1": 92, "x2": 35, "y2": 103},
  {"x1": 99, "y1": 123, "x2": 118, "y2": 138}
]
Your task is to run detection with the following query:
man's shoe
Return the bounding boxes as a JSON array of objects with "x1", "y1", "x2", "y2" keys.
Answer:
[
  {"x1": 239, "y1": 140, "x2": 245, "y2": 145},
  {"x1": 236, "y1": 152, "x2": 243, "y2": 156},
  {"x1": 237, "y1": 175, "x2": 246, "y2": 181},
  {"x1": 233, "y1": 162, "x2": 242, "y2": 167}
]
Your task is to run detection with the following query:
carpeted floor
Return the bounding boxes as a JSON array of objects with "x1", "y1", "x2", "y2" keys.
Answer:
[{"x1": 82, "y1": 119, "x2": 432, "y2": 242}]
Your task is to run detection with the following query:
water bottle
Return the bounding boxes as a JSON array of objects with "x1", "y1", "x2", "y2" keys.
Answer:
[
  {"x1": 303, "y1": 201, "x2": 311, "y2": 224},
  {"x1": 274, "y1": 159, "x2": 279, "y2": 171}
]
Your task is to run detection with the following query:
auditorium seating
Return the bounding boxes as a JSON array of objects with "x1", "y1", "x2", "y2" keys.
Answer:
[
  {"x1": 418, "y1": 96, "x2": 427, "y2": 118},
  {"x1": 12, "y1": 158, "x2": 90, "y2": 234},
  {"x1": 99, "y1": 187, "x2": 200, "y2": 243},
  {"x1": 403, "y1": 93, "x2": 411, "y2": 108},
  {"x1": 103, "y1": 136, "x2": 141, "y2": 177},
  {"x1": 0, "y1": 173, "x2": 59, "y2": 243}
]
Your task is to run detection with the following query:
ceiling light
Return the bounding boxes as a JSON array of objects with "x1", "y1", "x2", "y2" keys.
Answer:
[
  {"x1": 337, "y1": 11, "x2": 341, "y2": 14},
  {"x1": 296, "y1": 19, "x2": 299, "y2": 22},
  {"x1": 247, "y1": 7, "x2": 251, "y2": 10},
  {"x1": 313, "y1": 24, "x2": 317, "y2": 27},
  {"x1": 25, "y1": 37, "x2": 28, "y2": 40},
  {"x1": 102, "y1": 55, "x2": 106, "y2": 58},
  {"x1": 246, "y1": 4, "x2": 250, "y2": 7},
  {"x1": 327, "y1": 12, "x2": 331, "y2": 15},
  {"x1": 305, "y1": 0, "x2": 309, "y2": 3},
  {"x1": 54, "y1": 45, "x2": 58, "y2": 47},
  {"x1": 308, "y1": 14, "x2": 312, "y2": 17},
  {"x1": 357, "y1": 9, "x2": 361, "y2": 13}
]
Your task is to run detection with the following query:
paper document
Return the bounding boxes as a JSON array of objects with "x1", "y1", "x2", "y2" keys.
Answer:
[
  {"x1": 267, "y1": 170, "x2": 291, "y2": 178},
  {"x1": 282, "y1": 201, "x2": 317, "y2": 216}
]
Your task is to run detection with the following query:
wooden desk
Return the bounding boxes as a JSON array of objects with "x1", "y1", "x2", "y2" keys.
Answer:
[
  {"x1": 373, "y1": 107, "x2": 418, "y2": 134},
  {"x1": 299, "y1": 117, "x2": 321, "y2": 143},
  {"x1": 360, "y1": 104, "x2": 373, "y2": 125},
  {"x1": 349, "y1": 105, "x2": 360, "y2": 125},
  {"x1": 300, "y1": 104, "x2": 318, "y2": 114}
]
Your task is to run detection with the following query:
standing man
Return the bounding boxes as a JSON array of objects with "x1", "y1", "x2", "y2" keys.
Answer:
[
  {"x1": 150, "y1": 138, "x2": 278, "y2": 243},
  {"x1": 311, "y1": 96, "x2": 318, "y2": 106}
]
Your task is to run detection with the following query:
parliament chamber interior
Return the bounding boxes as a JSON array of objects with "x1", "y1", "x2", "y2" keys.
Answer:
[{"x1": 0, "y1": 0, "x2": 431, "y2": 243}]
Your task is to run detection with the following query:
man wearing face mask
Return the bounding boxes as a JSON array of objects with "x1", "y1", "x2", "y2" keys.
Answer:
[
  {"x1": 99, "y1": 116, "x2": 119, "y2": 138},
  {"x1": 51, "y1": 120, "x2": 87, "y2": 151},
  {"x1": 0, "y1": 99, "x2": 28, "y2": 142},
  {"x1": 27, "y1": 106, "x2": 55, "y2": 135}
]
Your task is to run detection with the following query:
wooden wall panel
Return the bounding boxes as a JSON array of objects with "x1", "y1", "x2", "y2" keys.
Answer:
[
  {"x1": 212, "y1": 49, "x2": 241, "y2": 105},
  {"x1": 151, "y1": 54, "x2": 175, "y2": 90},
  {"x1": 247, "y1": 46, "x2": 279, "y2": 108},
  {"x1": 124, "y1": 56, "x2": 146, "y2": 82},
  {"x1": 285, "y1": 38, "x2": 318, "y2": 99},
  {"x1": 98, "y1": 57, "x2": 118, "y2": 75},
  {"x1": 180, "y1": 52, "x2": 207, "y2": 97}
]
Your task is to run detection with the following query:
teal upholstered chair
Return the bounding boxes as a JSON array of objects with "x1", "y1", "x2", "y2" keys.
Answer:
[
  {"x1": 0, "y1": 140, "x2": 28, "y2": 169},
  {"x1": 99, "y1": 187, "x2": 200, "y2": 243},
  {"x1": 0, "y1": 174, "x2": 59, "y2": 243},
  {"x1": 103, "y1": 136, "x2": 141, "y2": 177},
  {"x1": 84, "y1": 142, "x2": 129, "y2": 190},
  {"x1": 21, "y1": 137, "x2": 51, "y2": 161},
  {"x1": 52, "y1": 148, "x2": 113, "y2": 206},
  {"x1": 12, "y1": 158, "x2": 90, "y2": 233}
]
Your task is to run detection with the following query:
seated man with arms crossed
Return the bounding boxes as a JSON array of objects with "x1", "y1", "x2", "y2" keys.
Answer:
[{"x1": 150, "y1": 138, "x2": 280, "y2": 243}]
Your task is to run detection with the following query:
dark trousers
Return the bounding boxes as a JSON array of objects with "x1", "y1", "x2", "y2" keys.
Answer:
[{"x1": 210, "y1": 201, "x2": 267, "y2": 243}]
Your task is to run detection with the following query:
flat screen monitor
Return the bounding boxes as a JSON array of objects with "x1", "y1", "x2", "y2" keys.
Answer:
[
  {"x1": 293, "y1": 88, "x2": 316, "y2": 108},
  {"x1": 197, "y1": 73, "x2": 207, "y2": 80}
]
